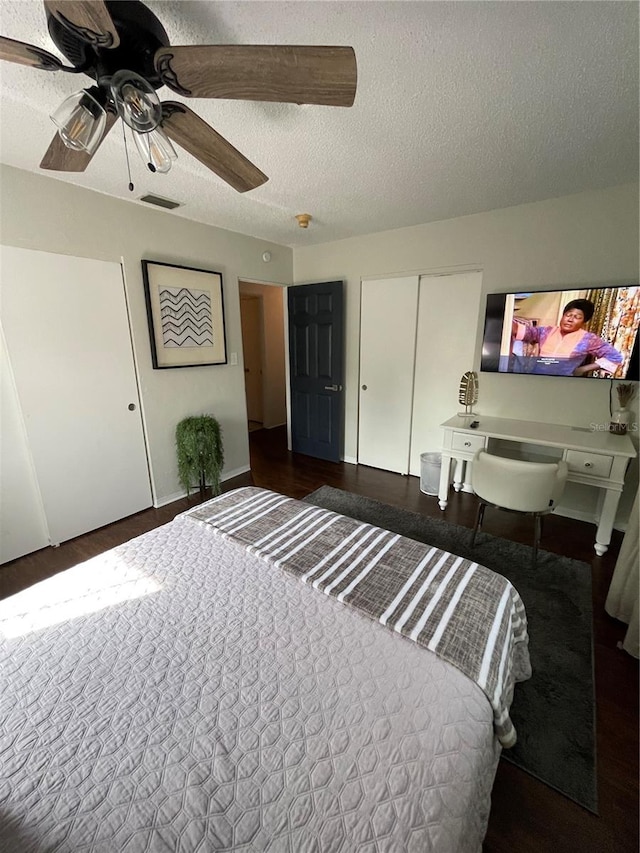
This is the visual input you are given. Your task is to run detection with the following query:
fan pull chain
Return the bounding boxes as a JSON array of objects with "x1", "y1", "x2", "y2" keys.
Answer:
[{"x1": 121, "y1": 122, "x2": 134, "y2": 192}]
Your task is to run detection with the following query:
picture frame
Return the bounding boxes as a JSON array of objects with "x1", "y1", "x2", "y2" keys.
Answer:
[{"x1": 142, "y1": 260, "x2": 228, "y2": 369}]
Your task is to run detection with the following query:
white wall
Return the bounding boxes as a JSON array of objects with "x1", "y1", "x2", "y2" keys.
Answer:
[
  {"x1": 293, "y1": 182, "x2": 639, "y2": 525},
  {"x1": 2, "y1": 165, "x2": 637, "y2": 526},
  {"x1": 0, "y1": 164, "x2": 293, "y2": 505}
]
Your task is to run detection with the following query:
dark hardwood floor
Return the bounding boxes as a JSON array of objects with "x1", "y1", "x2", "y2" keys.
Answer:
[{"x1": 1, "y1": 426, "x2": 638, "y2": 852}]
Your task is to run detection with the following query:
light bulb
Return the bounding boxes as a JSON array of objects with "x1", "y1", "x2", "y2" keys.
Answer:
[
  {"x1": 133, "y1": 127, "x2": 177, "y2": 174},
  {"x1": 110, "y1": 70, "x2": 161, "y2": 133},
  {"x1": 50, "y1": 89, "x2": 107, "y2": 154}
]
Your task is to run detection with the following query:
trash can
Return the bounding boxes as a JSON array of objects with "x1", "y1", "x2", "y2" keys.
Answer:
[{"x1": 420, "y1": 452, "x2": 441, "y2": 496}]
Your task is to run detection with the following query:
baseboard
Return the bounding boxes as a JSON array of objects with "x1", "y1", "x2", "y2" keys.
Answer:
[
  {"x1": 553, "y1": 506, "x2": 597, "y2": 525},
  {"x1": 553, "y1": 504, "x2": 628, "y2": 533},
  {"x1": 223, "y1": 464, "x2": 252, "y2": 481},
  {"x1": 451, "y1": 487, "x2": 628, "y2": 534},
  {"x1": 154, "y1": 490, "x2": 186, "y2": 508},
  {"x1": 153, "y1": 465, "x2": 252, "y2": 508}
]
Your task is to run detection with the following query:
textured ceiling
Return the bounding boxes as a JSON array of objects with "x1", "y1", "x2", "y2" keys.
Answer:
[{"x1": 0, "y1": 1, "x2": 637, "y2": 247}]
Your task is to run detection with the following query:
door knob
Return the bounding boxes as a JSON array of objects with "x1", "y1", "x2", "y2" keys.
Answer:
[
  {"x1": 324, "y1": 384, "x2": 340, "y2": 391},
  {"x1": 361, "y1": 384, "x2": 367, "y2": 390},
  {"x1": 128, "y1": 403, "x2": 136, "y2": 411}
]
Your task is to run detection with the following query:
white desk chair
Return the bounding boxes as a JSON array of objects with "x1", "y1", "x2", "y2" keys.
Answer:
[{"x1": 470, "y1": 450, "x2": 569, "y2": 567}]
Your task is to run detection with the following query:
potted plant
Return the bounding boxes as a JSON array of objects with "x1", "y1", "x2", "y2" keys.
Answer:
[{"x1": 175, "y1": 415, "x2": 224, "y2": 499}]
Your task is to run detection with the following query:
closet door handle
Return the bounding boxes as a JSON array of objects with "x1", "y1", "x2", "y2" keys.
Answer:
[
  {"x1": 361, "y1": 384, "x2": 368, "y2": 391},
  {"x1": 128, "y1": 403, "x2": 137, "y2": 411}
]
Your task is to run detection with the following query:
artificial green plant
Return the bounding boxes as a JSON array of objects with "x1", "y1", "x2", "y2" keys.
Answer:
[{"x1": 175, "y1": 415, "x2": 224, "y2": 499}]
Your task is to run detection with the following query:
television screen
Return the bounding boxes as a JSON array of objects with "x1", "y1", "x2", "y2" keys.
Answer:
[{"x1": 480, "y1": 286, "x2": 639, "y2": 380}]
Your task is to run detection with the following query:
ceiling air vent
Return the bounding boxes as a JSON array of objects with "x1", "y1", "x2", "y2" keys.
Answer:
[{"x1": 138, "y1": 194, "x2": 182, "y2": 210}]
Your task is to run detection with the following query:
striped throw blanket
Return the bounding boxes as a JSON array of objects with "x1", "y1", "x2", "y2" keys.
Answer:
[{"x1": 184, "y1": 487, "x2": 531, "y2": 747}]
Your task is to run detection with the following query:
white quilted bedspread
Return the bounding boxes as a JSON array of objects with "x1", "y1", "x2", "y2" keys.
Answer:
[{"x1": 0, "y1": 511, "x2": 500, "y2": 853}]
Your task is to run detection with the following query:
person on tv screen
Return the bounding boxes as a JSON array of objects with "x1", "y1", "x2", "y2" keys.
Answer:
[{"x1": 511, "y1": 298, "x2": 623, "y2": 376}]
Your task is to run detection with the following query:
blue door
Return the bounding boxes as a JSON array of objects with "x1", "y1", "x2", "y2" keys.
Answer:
[{"x1": 288, "y1": 281, "x2": 344, "y2": 461}]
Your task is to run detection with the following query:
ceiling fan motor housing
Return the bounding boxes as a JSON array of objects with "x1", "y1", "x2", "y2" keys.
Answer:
[{"x1": 46, "y1": 0, "x2": 169, "y2": 89}]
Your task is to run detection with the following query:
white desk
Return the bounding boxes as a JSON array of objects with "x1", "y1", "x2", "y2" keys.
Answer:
[{"x1": 439, "y1": 415, "x2": 636, "y2": 555}]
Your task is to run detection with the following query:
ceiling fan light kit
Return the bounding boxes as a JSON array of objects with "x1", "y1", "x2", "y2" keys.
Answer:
[
  {"x1": 133, "y1": 125, "x2": 177, "y2": 174},
  {"x1": 110, "y1": 69, "x2": 162, "y2": 133},
  {"x1": 0, "y1": 0, "x2": 357, "y2": 193},
  {"x1": 50, "y1": 86, "x2": 107, "y2": 154}
]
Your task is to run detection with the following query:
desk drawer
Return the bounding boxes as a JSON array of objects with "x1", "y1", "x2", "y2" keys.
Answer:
[
  {"x1": 452, "y1": 432, "x2": 486, "y2": 454},
  {"x1": 566, "y1": 450, "x2": 613, "y2": 478}
]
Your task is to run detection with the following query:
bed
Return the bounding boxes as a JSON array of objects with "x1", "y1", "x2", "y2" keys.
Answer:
[{"x1": 0, "y1": 487, "x2": 531, "y2": 852}]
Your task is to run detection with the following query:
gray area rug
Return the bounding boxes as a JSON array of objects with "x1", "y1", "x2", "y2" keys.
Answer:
[{"x1": 303, "y1": 485, "x2": 597, "y2": 813}]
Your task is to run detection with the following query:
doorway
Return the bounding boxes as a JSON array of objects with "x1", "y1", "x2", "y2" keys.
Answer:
[
  {"x1": 240, "y1": 294, "x2": 265, "y2": 431},
  {"x1": 238, "y1": 280, "x2": 288, "y2": 435}
]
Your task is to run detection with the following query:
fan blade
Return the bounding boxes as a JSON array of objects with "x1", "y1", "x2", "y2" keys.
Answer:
[
  {"x1": 161, "y1": 102, "x2": 268, "y2": 193},
  {"x1": 0, "y1": 35, "x2": 63, "y2": 70},
  {"x1": 43, "y1": 1, "x2": 119, "y2": 49},
  {"x1": 40, "y1": 111, "x2": 118, "y2": 171},
  {"x1": 155, "y1": 45, "x2": 357, "y2": 106}
]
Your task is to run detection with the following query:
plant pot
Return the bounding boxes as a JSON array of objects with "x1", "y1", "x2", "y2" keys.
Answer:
[{"x1": 609, "y1": 407, "x2": 630, "y2": 435}]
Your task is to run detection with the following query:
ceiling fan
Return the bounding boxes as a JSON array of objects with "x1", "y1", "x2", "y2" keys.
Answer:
[{"x1": 0, "y1": 0, "x2": 357, "y2": 192}]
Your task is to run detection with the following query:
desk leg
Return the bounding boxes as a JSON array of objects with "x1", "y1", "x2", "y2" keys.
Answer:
[
  {"x1": 594, "y1": 488, "x2": 621, "y2": 556},
  {"x1": 439, "y1": 453, "x2": 452, "y2": 511},
  {"x1": 453, "y1": 458, "x2": 465, "y2": 492}
]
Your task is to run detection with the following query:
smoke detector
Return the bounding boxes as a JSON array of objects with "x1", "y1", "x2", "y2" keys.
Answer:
[{"x1": 295, "y1": 213, "x2": 312, "y2": 229}]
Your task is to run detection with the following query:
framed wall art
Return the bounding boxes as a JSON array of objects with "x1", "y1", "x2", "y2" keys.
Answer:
[{"x1": 142, "y1": 260, "x2": 228, "y2": 369}]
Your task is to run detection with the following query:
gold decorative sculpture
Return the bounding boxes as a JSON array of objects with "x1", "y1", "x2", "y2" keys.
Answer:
[{"x1": 458, "y1": 370, "x2": 479, "y2": 416}]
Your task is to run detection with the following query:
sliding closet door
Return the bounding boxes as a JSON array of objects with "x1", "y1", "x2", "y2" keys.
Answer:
[
  {"x1": 0, "y1": 328, "x2": 50, "y2": 563},
  {"x1": 358, "y1": 276, "x2": 419, "y2": 473},
  {"x1": 1, "y1": 246, "x2": 152, "y2": 546},
  {"x1": 409, "y1": 271, "x2": 483, "y2": 475}
]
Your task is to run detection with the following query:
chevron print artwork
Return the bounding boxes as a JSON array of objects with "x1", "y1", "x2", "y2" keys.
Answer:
[
  {"x1": 159, "y1": 286, "x2": 214, "y2": 348},
  {"x1": 142, "y1": 261, "x2": 227, "y2": 368}
]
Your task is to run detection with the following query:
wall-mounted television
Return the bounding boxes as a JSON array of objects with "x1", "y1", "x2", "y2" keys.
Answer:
[{"x1": 480, "y1": 285, "x2": 639, "y2": 380}]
